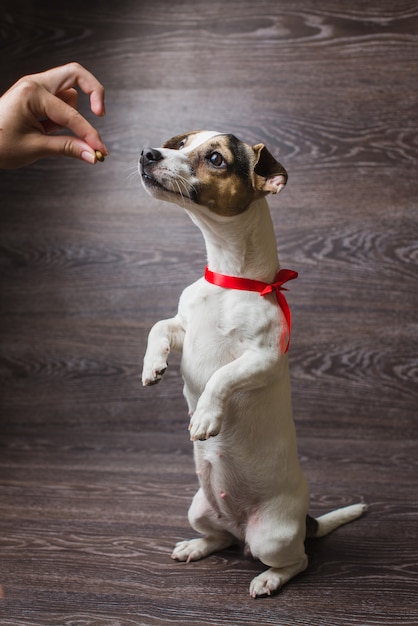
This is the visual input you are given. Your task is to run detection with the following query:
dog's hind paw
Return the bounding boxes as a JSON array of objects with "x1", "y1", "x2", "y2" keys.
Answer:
[
  {"x1": 171, "y1": 538, "x2": 212, "y2": 562},
  {"x1": 249, "y1": 569, "x2": 283, "y2": 598},
  {"x1": 171, "y1": 535, "x2": 233, "y2": 562},
  {"x1": 249, "y1": 558, "x2": 308, "y2": 598}
]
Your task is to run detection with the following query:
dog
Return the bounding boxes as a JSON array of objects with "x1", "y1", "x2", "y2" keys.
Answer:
[{"x1": 139, "y1": 130, "x2": 366, "y2": 597}]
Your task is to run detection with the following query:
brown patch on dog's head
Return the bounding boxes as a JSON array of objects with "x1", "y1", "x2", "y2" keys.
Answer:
[{"x1": 185, "y1": 134, "x2": 257, "y2": 215}]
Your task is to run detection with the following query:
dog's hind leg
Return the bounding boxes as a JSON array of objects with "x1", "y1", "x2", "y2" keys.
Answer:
[
  {"x1": 171, "y1": 488, "x2": 235, "y2": 562},
  {"x1": 249, "y1": 557, "x2": 308, "y2": 598},
  {"x1": 246, "y1": 506, "x2": 308, "y2": 598}
]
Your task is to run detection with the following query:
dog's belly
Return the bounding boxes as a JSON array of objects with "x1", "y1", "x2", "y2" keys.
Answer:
[{"x1": 194, "y1": 423, "x2": 309, "y2": 541}]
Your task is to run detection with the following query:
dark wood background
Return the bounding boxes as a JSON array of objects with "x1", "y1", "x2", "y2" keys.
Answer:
[{"x1": 0, "y1": 1, "x2": 417, "y2": 624}]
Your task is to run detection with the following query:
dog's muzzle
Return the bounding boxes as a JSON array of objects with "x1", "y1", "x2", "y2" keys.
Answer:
[
  {"x1": 140, "y1": 148, "x2": 163, "y2": 168},
  {"x1": 139, "y1": 147, "x2": 164, "y2": 184},
  {"x1": 139, "y1": 146, "x2": 195, "y2": 202}
]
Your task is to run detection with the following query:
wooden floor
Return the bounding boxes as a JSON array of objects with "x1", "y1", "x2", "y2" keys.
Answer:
[{"x1": 1, "y1": 1, "x2": 417, "y2": 624}]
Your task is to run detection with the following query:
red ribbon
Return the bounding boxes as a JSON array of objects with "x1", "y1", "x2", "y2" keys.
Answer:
[{"x1": 204, "y1": 266, "x2": 298, "y2": 353}]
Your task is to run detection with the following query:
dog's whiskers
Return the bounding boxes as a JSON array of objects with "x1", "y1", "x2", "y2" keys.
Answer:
[
  {"x1": 125, "y1": 162, "x2": 143, "y2": 186},
  {"x1": 173, "y1": 179, "x2": 185, "y2": 205},
  {"x1": 173, "y1": 175, "x2": 195, "y2": 207},
  {"x1": 176, "y1": 175, "x2": 197, "y2": 203}
]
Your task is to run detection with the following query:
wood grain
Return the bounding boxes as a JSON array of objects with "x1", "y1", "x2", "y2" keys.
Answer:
[{"x1": 1, "y1": 0, "x2": 417, "y2": 624}]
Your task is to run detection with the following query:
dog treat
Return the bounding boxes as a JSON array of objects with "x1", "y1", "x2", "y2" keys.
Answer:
[{"x1": 95, "y1": 150, "x2": 105, "y2": 162}]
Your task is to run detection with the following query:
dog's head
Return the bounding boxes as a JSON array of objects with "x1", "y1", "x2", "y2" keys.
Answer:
[{"x1": 139, "y1": 130, "x2": 287, "y2": 216}]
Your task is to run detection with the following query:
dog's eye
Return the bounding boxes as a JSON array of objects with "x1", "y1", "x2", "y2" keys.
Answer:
[
  {"x1": 209, "y1": 152, "x2": 225, "y2": 167},
  {"x1": 178, "y1": 140, "x2": 186, "y2": 150}
]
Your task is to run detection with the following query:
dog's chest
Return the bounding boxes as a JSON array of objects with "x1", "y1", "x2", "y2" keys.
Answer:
[
  {"x1": 177, "y1": 278, "x2": 280, "y2": 386},
  {"x1": 179, "y1": 279, "x2": 275, "y2": 351}
]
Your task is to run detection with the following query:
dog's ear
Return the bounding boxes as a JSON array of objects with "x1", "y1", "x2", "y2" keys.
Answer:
[
  {"x1": 252, "y1": 143, "x2": 288, "y2": 194},
  {"x1": 163, "y1": 132, "x2": 191, "y2": 150}
]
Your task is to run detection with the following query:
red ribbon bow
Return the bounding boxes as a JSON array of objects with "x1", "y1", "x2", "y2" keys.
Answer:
[{"x1": 204, "y1": 266, "x2": 298, "y2": 353}]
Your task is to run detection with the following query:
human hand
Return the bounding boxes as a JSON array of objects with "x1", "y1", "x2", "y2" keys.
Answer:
[{"x1": 0, "y1": 62, "x2": 108, "y2": 169}]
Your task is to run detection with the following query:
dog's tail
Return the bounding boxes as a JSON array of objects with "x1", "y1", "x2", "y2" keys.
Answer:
[{"x1": 306, "y1": 503, "x2": 367, "y2": 539}]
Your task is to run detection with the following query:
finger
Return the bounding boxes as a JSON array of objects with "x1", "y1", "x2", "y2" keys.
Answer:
[
  {"x1": 30, "y1": 62, "x2": 106, "y2": 117},
  {"x1": 41, "y1": 88, "x2": 79, "y2": 133},
  {"x1": 89, "y1": 87, "x2": 106, "y2": 117},
  {"x1": 57, "y1": 87, "x2": 78, "y2": 109},
  {"x1": 39, "y1": 88, "x2": 108, "y2": 155}
]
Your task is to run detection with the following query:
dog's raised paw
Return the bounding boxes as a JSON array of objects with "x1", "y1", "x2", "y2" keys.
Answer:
[
  {"x1": 188, "y1": 415, "x2": 221, "y2": 442},
  {"x1": 147, "y1": 367, "x2": 167, "y2": 386},
  {"x1": 142, "y1": 364, "x2": 167, "y2": 387},
  {"x1": 188, "y1": 402, "x2": 222, "y2": 441},
  {"x1": 142, "y1": 337, "x2": 171, "y2": 386}
]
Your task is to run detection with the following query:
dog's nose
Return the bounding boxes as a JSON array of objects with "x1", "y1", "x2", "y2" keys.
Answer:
[{"x1": 141, "y1": 147, "x2": 163, "y2": 166}]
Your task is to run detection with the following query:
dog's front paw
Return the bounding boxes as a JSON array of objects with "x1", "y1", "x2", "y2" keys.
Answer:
[
  {"x1": 142, "y1": 354, "x2": 169, "y2": 387},
  {"x1": 142, "y1": 363, "x2": 167, "y2": 387},
  {"x1": 188, "y1": 404, "x2": 222, "y2": 441}
]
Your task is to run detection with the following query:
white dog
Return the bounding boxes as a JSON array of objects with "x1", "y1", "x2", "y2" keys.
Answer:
[{"x1": 139, "y1": 130, "x2": 366, "y2": 597}]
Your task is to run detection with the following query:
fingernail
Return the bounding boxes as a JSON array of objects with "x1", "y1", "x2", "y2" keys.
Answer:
[{"x1": 81, "y1": 150, "x2": 95, "y2": 164}]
